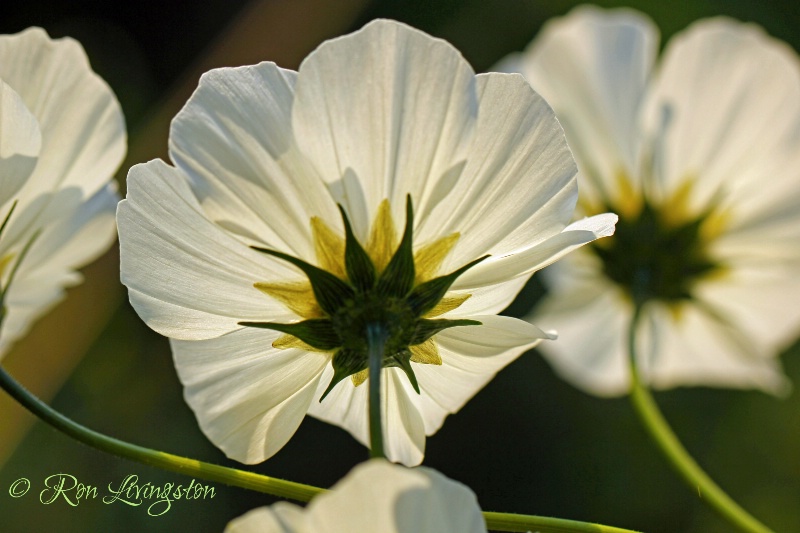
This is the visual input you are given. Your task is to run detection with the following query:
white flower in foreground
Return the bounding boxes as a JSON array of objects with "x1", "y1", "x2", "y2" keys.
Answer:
[
  {"x1": 499, "y1": 6, "x2": 800, "y2": 395},
  {"x1": 0, "y1": 28, "x2": 125, "y2": 356},
  {"x1": 225, "y1": 459, "x2": 486, "y2": 533},
  {"x1": 117, "y1": 19, "x2": 615, "y2": 465}
]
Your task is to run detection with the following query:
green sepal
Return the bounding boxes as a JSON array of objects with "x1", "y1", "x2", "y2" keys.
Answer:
[
  {"x1": 338, "y1": 204, "x2": 376, "y2": 293},
  {"x1": 239, "y1": 319, "x2": 341, "y2": 350},
  {"x1": 383, "y1": 349, "x2": 420, "y2": 394},
  {"x1": 376, "y1": 196, "x2": 415, "y2": 298},
  {"x1": 407, "y1": 255, "x2": 489, "y2": 316},
  {"x1": 320, "y1": 347, "x2": 366, "y2": 401},
  {"x1": 410, "y1": 318, "x2": 481, "y2": 345},
  {"x1": 251, "y1": 246, "x2": 354, "y2": 314}
]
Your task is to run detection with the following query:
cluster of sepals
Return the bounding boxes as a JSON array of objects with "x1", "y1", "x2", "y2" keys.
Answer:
[
  {"x1": 594, "y1": 199, "x2": 719, "y2": 305},
  {"x1": 240, "y1": 196, "x2": 488, "y2": 400}
]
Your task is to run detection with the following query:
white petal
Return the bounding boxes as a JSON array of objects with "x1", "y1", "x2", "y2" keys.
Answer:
[
  {"x1": 0, "y1": 27, "x2": 125, "y2": 209},
  {"x1": 228, "y1": 460, "x2": 486, "y2": 533},
  {"x1": 307, "y1": 460, "x2": 485, "y2": 533},
  {"x1": 420, "y1": 73, "x2": 578, "y2": 265},
  {"x1": 415, "y1": 315, "x2": 552, "y2": 433},
  {"x1": 292, "y1": 19, "x2": 477, "y2": 239},
  {"x1": 508, "y1": 5, "x2": 658, "y2": 201},
  {"x1": 172, "y1": 328, "x2": 329, "y2": 464},
  {"x1": 444, "y1": 276, "x2": 529, "y2": 317},
  {"x1": 309, "y1": 315, "x2": 550, "y2": 463},
  {"x1": 226, "y1": 504, "x2": 303, "y2": 533},
  {"x1": 0, "y1": 80, "x2": 40, "y2": 205},
  {"x1": 530, "y1": 280, "x2": 632, "y2": 396},
  {"x1": 643, "y1": 18, "x2": 800, "y2": 216},
  {"x1": 0, "y1": 183, "x2": 119, "y2": 356},
  {"x1": 454, "y1": 213, "x2": 617, "y2": 289},
  {"x1": 118, "y1": 160, "x2": 298, "y2": 340},
  {"x1": 169, "y1": 62, "x2": 337, "y2": 258},
  {"x1": 695, "y1": 269, "x2": 800, "y2": 362},
  {"x1": 307, "y1": 367, "x2": 425, "y2": 466},
  {"x1": 644, "y1": 303, "x2": 789, "y2": 394}
]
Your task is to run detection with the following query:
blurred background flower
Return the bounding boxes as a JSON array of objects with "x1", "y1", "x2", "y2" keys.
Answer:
[
  {"x1": 503, "y1": 5, "x2": 800, "y2": 397},
  {"x1": 1, "y1": 2, "x2": 799, "y2": 533}
]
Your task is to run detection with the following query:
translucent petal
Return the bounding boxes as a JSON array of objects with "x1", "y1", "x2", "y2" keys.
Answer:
[
  {"x1": 169, "y1": 61, "x2": 338, "y2": 259},
  {"x1": 644, "y1": 18, "x2": 800, "y2": 219},
  {"x1": 503, "y1": 5, "x2": 658, "y2": 208},
  {"x1": 172, "y1": 327, "x2": 329, "y2": 464},
  {"x1": 454, "y1": 213, "x2": 617, "y2": 289},
  {"x1": 0, "y1": 80, "x2": 40, "y2": 206},
  {"x1": 226, "y1": 460, "x2": 486, "y2": 533},
  {"x1": 292, "y1": 19, "x2": 477, "y2": 239},
  {"x1": 119, "y1": 160, "x2": 297, "y2": 340},
  {"x1": 0, "y1": 27, "x2": 125, "y2": 216}
]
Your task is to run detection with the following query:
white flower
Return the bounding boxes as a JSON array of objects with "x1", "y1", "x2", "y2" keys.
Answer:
[
  {"x1": 224, "y1": 459, "x2": 486, "y2": 533},
  {"x1": 500, "y1": 6, "x2": 800, "y2": 395},
  {"x1": 117, "y1": 19, "x2": 615, "y2": 465},
  {"x1": 0, "y1": 28, "x2": 125, "y2": 356}
]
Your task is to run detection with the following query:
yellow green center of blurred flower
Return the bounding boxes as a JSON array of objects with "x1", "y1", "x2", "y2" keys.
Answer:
[
  {"x1": 240, "y1": 197, "x2": 486, "y2": 400},
  {"x1": 589, "y1": 176, "x2": 726, "y2": 305}
]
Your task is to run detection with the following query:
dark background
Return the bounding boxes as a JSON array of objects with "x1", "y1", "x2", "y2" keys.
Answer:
[{"x1": 1, "y1": 1, "x2": 799, "y2": 532}]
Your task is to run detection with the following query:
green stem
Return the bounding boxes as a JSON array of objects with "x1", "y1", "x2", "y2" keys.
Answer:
[
  {"x1": 367, "y1": 323, "x2": 387, "y2": 459},
  {"x1": 626, "y1": 304, "x2": 774, "y2": 533},
  {"x1": 483, "y1": 512, "x2": 640, "y2": 532},
  {"x1": 0, "y1": 364, "x2": 322, "y2": 502},
  {"x1": 0, "y1": 364, "x2": 641, "y2": 533}
]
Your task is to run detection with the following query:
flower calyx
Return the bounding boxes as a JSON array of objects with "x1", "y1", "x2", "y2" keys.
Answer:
[{"x1": 241, "y1": 196, "x2": 487, "y2": 401}]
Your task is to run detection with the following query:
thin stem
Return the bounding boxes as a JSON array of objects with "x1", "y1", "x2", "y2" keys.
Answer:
[
  {"x1": 483, "y1": 512, "x2": 641, "y2": 533},
  {"x1": 0, "y1": 363, "x2": 642, "y2": 533},
  {"x1": 0, "y1": 364, "x2": 322, "y2": 502},
  {"x1": 626, "y1": 304, "x2": 774, "y2": 533},
  {"x1": 367, "y1": 322, "x2": 387, "y2": 459}
]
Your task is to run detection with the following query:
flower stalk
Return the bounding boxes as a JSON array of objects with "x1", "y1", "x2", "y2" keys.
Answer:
[
  {"x1": 0, "y1": 362, "x2": 641, "y2": 532},
  {"x1": 0, "y1": 364, "x2": 322, "y2": 502},
  {"x1": 627, "y1": 304, "x2": 775, "y2": 533},
  {"x1": 367, "y1": 322, "x2": 387, "y2": 459}
]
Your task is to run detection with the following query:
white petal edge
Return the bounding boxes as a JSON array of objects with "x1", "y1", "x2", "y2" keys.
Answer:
[
  {"x1": 418, "y1": 73, "x2": 578, "y2": 267},
  {"x1": 118, "y1": 159, "x2": 299, "y2": 340},
  {"x1": 508, "y1": 5, "x2": 658, "y2": 203},
  {"x1": 454, "y1": 213, "x2": 617, "y2": 289},
  {"x1": 0, "y1": 79, "x2": 40, "y2": 205},
  {"x1": 226, "y1": 460, "x2": 486, "y2": 533},
  {"x1": 169, "y1": 62, "x2": 338, "y2": 259},
  {"x1": 292, "y1": 19, "x2": 477, "y2": 239},
  {"x1": 172, "y1": 327, "x2": 329, "y2": 463},
  {"x1": 0, "y1": 27, "x2": 126, "y2": 203}
]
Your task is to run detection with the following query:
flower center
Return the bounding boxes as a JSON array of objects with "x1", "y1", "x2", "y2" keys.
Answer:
[
  {"x1": 240, "y1": 196, "x2": 487, "y2": 400},
  {"x1": 590, "y1": 179, "x2": 725, "y2": 305}
]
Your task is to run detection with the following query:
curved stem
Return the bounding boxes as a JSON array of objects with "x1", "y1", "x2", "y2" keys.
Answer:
[
  {"x1": 367, "y1": 323, "x2": 387, "y2": 459},
  {"x1": 0, "y1": 364, "x2": 322, "y2": 502},
  {"x1": 483, "y1": 512, "x2": 640, "y2": 533},
  {"x1": 0, "y1": 363, "x2": 643, "y2": 532},
  {"x1": 626, "y1": 304, "x2": 774, "y2": 533}
]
